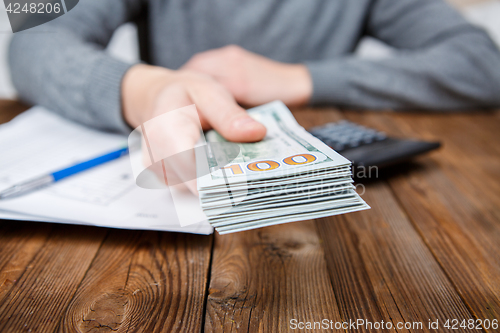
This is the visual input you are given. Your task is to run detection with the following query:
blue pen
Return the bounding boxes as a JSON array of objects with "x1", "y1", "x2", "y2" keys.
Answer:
[{"x1": 0, "y1": 146, "x2": 129, "y2": 200}]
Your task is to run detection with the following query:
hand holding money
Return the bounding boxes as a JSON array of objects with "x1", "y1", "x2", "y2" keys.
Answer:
[
  {"x1": 132, "y1": 101, "x2": 369, "y2": 233},
  {"x1": 122, "y1": 64, "x2": 266, "y2": 193},
  {"x1": 122, "y1": 64, "x2": 267, "y2": 141},
  {"x1": 197, "y1": 101, "x2": 369, "y2": 233}
]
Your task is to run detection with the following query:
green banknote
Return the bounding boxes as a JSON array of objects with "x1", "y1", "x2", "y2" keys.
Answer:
[{"x1": 197, "y1": 101, "x2": 351, "y2": 189}]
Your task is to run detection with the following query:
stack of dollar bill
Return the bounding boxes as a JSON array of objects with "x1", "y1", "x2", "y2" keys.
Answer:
[{"x1": 196, "y1": 101, "x2": 369, "y2": 234}]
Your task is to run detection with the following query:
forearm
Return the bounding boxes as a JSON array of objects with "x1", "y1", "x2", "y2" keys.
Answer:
[
  {"x1": 306, "y1": 29, "x2": 500, "y2": 109},
  {"x1": 10, "y1": 30, "x2": 133, "y2": 133},
  {"x1": 8, "y1": 0, "x2": 141, "y2": 133}
]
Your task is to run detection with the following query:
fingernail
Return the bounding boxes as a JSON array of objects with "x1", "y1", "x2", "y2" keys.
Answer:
[{"x1": 233, "y1": 117, "x2": 258, "y2": 129}]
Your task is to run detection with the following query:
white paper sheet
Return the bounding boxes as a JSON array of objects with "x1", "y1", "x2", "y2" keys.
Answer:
[{"x1": 0, "y1": 107, "x2": 213, "y2": 235}]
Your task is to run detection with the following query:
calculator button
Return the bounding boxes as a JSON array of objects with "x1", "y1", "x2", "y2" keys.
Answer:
[{"x1": 349, "y1": 140, "x2": 361, "y2": 147}]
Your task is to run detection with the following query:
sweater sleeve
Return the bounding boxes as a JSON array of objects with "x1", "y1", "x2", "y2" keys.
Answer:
[
  {"x1": 9, "y1": 0, "x2": 142, "y2": 133},
  {"x1": 306, "y1": 0, "x2": 500, "y2": 110}
]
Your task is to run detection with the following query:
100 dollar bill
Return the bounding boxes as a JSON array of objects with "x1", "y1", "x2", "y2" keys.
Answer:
[{"x1": 197, "y1": 101, "x2": 351, "y2": 189}]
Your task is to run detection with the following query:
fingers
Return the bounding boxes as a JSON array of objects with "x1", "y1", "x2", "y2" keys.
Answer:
[
  {"x1": 134, "y1": 66, "x2": 267, "y2": 197},
  {"x1": 186, "y1": 76, "x2": 267, "y2": 142},
  {"x1": 182, "y1": 48, "x2": 271, "y2": 137},
  {"x1": 181, "y1": 45, "x2": 243, "y2": 76},
  {"x1": 144, "y1": 108, "x2": 201, "y2": 193}
]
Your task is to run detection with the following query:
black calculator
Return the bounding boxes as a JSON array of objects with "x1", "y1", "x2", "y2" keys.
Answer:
[{"x1": 308, "y1": 120, "x2": 441, "y2": 168}]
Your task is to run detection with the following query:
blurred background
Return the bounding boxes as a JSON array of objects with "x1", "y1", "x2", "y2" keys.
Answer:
[{"x1": 0, "y1": 0, "x2": 499, "y2": 100}]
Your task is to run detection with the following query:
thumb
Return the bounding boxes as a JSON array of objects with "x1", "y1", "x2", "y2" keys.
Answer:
[{"x1": 188, "y1": 79, "x2": 266, "y2": 142}]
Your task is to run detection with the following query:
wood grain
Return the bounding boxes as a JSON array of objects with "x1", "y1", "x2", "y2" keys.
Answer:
[
  {"x1": 0, "y1": 101, "x2": 107, "y2": 332},
  {"x1": 343, "y1": 110, "x2": 500, "y2": 331},
  {"x1": 203, "y1": 108, "x2": 344, "y2": 332},
  {"x1": 205, "y1": 221, "x2": 342, "y2": 332},
  {"x1": 292, "y1": 106, "x2": 345, "y2": 130},
  {"x1": 1, "y1": 99, "x2": 499, "y2": 333},
  {"x1": 58, "y1": 230, "x2": 213, "y2": 333},
  {"x1": 0, "y1": 100, "x2": 29, "y2": 123},
  {"x1": 0, "y1": 100, "x2": 213, "y2": 333},
  {"x1": 0, "y1": 224, "x2": 107, "y2": 333},
  {"x1": 317, "y1": 183, "x2": 477, "y2": 332},
  {"x1": 0, "y1": 221, "x2": 53, "y2": 304},
  {"x1": 0, "y1": 105, "x2": 44, "y2": 302}
]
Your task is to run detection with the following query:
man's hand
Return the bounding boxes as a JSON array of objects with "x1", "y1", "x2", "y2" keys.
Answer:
[
  {"x1": 181, "y1": 45, "x2": 313, "y2": 107},
  {"x1": 122, "y1": 64, "x2": 266, "y2": 141},
  {"x1": 121, "y1": 64, "x2": 267, "y2": 193}
]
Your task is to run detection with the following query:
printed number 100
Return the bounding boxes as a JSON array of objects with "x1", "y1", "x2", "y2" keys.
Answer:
[{"x1": 221, "y1": 153, "x2": 317, "y2": 175}]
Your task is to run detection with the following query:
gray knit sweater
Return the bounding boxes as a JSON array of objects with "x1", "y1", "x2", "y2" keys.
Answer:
[{"x1": 9, "y1": 0, "x2": 500, "y2": 134}]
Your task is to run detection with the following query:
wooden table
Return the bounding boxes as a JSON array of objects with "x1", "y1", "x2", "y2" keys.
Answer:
[{"x1": 0, "y1": 99, "x2": 498, "y2": 333}]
